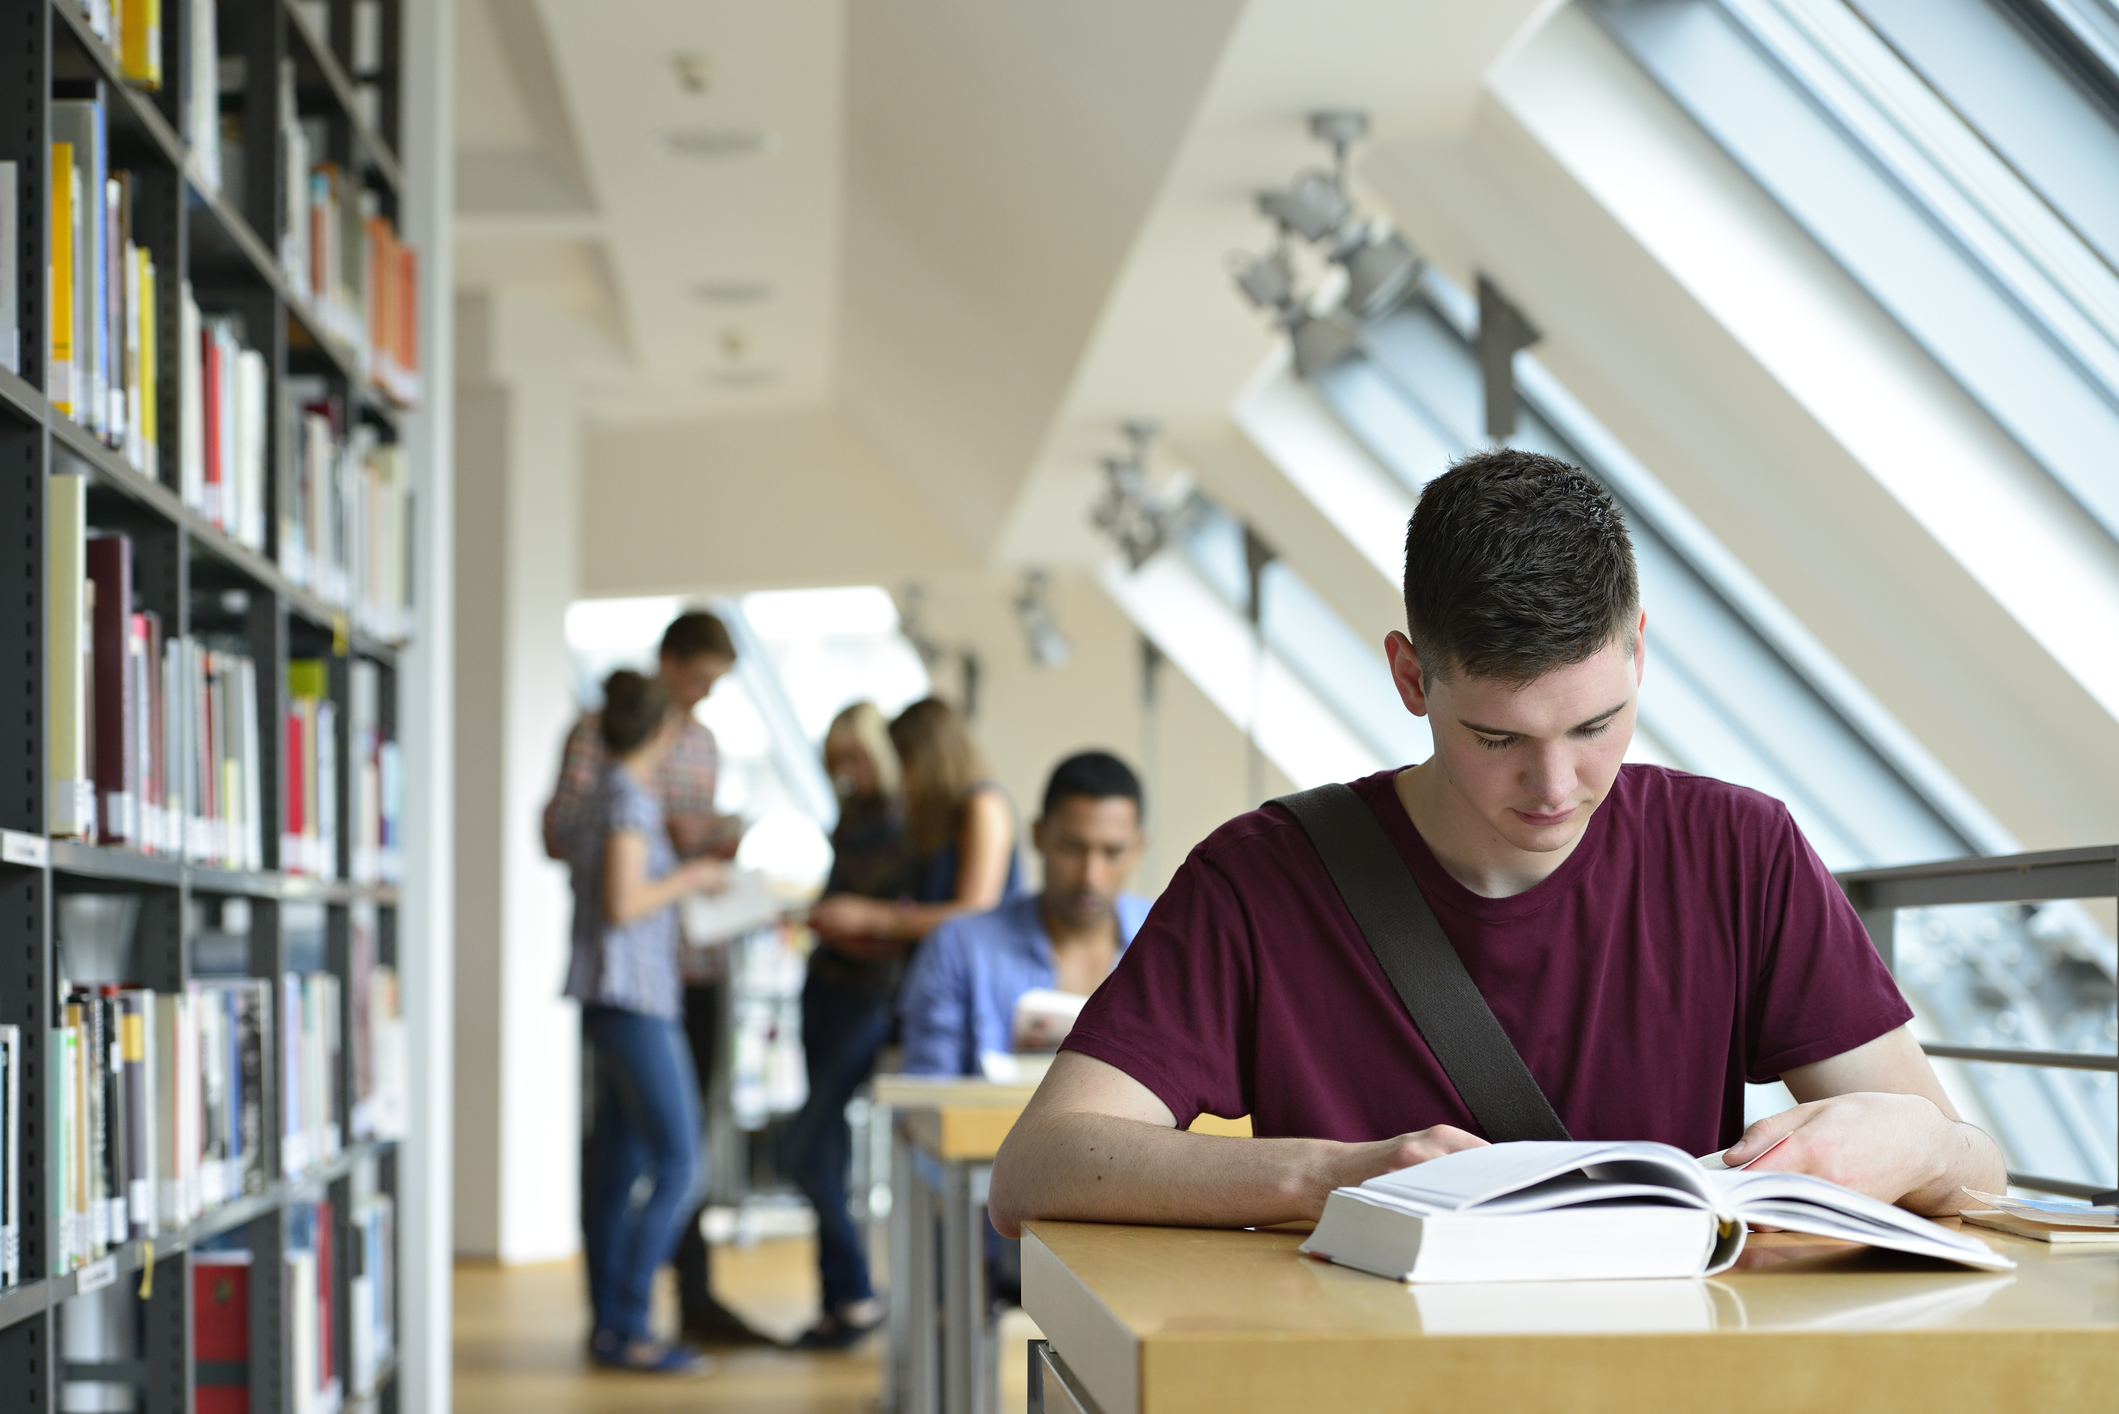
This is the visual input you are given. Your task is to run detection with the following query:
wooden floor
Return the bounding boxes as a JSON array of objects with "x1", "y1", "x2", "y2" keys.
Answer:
[{"x1": 452, "y1": 1238, "x2": 1041, "y2": 1413}]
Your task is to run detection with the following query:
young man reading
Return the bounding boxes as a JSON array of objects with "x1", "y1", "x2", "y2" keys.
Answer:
[
  {"x1": 988, "y1": 451, "x2": 2004, "y2": 1237},
  {"x1": 897, "y1": 750, "x2": 1152, "y2": 1079}
]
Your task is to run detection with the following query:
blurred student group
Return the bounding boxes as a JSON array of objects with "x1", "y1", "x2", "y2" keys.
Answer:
[{"x1": 548, "y1": 600, "x2": 1148, "y2": 1373}]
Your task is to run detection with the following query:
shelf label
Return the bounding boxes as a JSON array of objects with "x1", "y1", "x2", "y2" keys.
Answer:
[
  {"x1": 0, "y1": 830, "x2": 48, "y2": 867},
  {"x1": 76, "y1": 1254, "x2": 117, "y2": 1294}
]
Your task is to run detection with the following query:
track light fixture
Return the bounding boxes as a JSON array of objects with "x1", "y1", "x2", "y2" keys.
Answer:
[
  {"x1": 1013, "y1": 570, "x2": 1072, "y2": 669},
  {"x1": 1230, "y1": 108, "x2": 1424, "y2": 376},
  {"x1": 1090, "y1": 421, "x2": 1192, "y2": 571}
]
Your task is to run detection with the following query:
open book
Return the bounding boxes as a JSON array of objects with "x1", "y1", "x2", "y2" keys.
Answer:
[{"x1": 1299, "y1": 1140, "x2": 2013, "y2": 1283}]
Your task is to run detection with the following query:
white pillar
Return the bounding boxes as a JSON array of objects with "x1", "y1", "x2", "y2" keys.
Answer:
[
  {"x1": 397, "y1": 1, "x2": 457, "y2": 1408},
  {"x1": 451, "y1": 288, "x2": 592, "y2": 1262}
]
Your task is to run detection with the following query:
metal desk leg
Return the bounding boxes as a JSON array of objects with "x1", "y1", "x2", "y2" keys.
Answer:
[
  {"x1": 941, "y1": 1159, "x2": 980, "y2": 1414},
  {"x1": 908, "y1": 1148, "x2": 941, "y2": 1414},
  {"x1": 1028, "y1": 1340, "x2": 1104, "y2": 1414},
  {"x1": 883, "y1": 1123, "x2": 913, "y2": 1413},
  {"x1": 973, "y1": 1165, "x2": 997, "y2": 1414}
]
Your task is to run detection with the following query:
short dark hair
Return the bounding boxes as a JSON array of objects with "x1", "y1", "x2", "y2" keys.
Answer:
[
  {"x1": 599, "y1": 670, "x2": 670, "y2": 755},
  {"x1": 1402, "y1": 449, "x2": 1638, "y2": 684},
  {"x1": 660, "y1": 611, "x2": 736, "y2": 664},
  {"x1": 1040, "y1": 751, "x2": 1144, "y2": 822}
]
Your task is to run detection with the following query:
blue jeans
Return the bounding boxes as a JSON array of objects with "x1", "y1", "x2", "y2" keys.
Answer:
[
  {"x1": 784, "y1": 966, "x2": 896, "y2": 1312},
  {"x1": 582, "y1": 1005, "x2": 705, "y2": 1341}
]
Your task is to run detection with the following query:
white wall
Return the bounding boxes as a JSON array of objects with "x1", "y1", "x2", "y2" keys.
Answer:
[{"x1": 452, "y1": 290, "x2": 593, "y2": 1261}]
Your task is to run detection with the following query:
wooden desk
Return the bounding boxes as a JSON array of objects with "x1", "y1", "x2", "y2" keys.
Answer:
[
  {"x1": 1023, "y1": 1220, "x2": 2119, "y2": 1414},
  {"x1": 876, "y1": 1078, "x2": 1037, "y2": 1414}
]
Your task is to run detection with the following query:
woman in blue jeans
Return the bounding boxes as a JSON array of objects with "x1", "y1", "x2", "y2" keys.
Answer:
[
  {"x1": 792, "y1": 698, "x2": 1022, "y2": 1348},
  {"x1": 566, "y1": 672, "x2": 727, "y2": 1375}
]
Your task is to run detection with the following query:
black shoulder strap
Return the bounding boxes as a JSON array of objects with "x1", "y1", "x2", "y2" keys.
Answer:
[{"x1": 1274, "y1": 783, "x2": 1571, "y2": 1143}]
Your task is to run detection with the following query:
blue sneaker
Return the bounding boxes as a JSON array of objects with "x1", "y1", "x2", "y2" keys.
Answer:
[{"x1": 592, "y1": 1338, "x2": 716, "y2": 1376}]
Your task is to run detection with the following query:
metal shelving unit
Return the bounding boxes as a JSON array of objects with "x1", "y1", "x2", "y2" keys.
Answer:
[{"x1": 0, "y1": 2, "x2": 422, "y2": 1410}]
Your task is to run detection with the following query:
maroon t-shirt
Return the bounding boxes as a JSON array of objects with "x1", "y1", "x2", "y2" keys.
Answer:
[{"x1": 1062, "y1": 765, "x2": 1910, "y2": 1155}]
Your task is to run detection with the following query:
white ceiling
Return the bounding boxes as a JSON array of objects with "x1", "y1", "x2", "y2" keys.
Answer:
[{"x1": 452, "y1": 0, "x2": 1555, "y2": 561}]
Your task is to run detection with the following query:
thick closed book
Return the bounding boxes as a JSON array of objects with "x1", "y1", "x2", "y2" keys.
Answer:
[{"x1": 1299, "y1": 1140, "x2": 2013, "y2": 1283}]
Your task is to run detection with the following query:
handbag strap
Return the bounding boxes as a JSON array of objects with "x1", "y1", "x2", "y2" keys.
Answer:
[{"x1": 1274, "y1": 782, "x2": 1572, "y2": 1144}]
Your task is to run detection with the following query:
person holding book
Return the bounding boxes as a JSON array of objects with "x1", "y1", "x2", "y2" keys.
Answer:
[
  {"x1": 988, "y1": 449, "x2": 2006, "y2": 1240},
  {"x1": 565, "y1": 671, "x2": 726, "y2": 1376},
  {"x1": 897, "y1": 750, "x2": 1151, "y2": 1080},
  {"x1": 541, "y1": 609, "x2": 768, "y2": 1348},
  {"x1": 788, "y1": 696, "x2": 1024, "y2": 1349}
]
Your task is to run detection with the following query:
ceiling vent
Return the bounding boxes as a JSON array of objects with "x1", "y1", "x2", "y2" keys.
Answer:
[
  {"x1": 659, "y1": 127, "x2": 781, "y2": 159},
  {"x1": 693, "y1": 280, "x2": 775, "y2": 305}
]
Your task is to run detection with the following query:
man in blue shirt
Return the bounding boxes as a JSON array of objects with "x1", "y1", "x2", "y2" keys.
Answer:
[{"x1": 899, "y1": 751, "x2": 1150, "y2": 1078}]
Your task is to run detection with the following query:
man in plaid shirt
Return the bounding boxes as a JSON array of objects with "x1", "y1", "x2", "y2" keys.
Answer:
[{"x1": 543, "y1": 610, "x2": 767, "y2": 1347}]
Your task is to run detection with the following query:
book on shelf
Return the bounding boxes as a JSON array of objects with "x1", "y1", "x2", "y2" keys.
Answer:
[
  {"x1": 287, "y1": 1198, "x2": 342, "y2": 1414},
  {"x1": 43, "y1": 976, "x2": 281, "y2": 1270},
  {"x1": 192, "y1": 1248, "x2": 251, "y2": 1414},
  {"x1": 279, "y1": 380, "x2": 417, "y2": 633},
  {"x1": 49, "y1": 89, "x2": 163, "y2": 472},
  {"x1": 52, "y1": 520, "x2": 265, "y2": 864},
  {"x1": 0, "y1": 159, "x2": 16, "y2": 375},
  {"x1": 284, "y1": 659, "x2": 340, "y2": 878},
  {"x1": 349, "y1": 909, "x2": 405, "y2": 1142},
  {"x1": 1298, "y1": 1140, "x2": 2013, "y2": 1283},
  {"x1": 182, "y1": 301, "x2": 270, "y2": 551},
  {"x1": 48, "y1": 469, "x2": 96, "y2": 837},
  {"x1": 50, "y1": 96, "x2": 104, "y2": 430},
  {"x1": 49, "y1": 136, "x2": 77, "y2": 419},
  {"x1": 0, "y1": 1025, "x2": 19, "y2": 1287},
  {"x1": 281, "y1": 972, "x2": 343, "y2": 1177},
  {"x1": 348, "y1": 1190, "x2": 396, "y2": 1393},
  {"x1": 350, "y1": 661, "x2": 404, "y2": 884},
  {"x1": 184, "y1": 0, "x2": 220, "y2": 191}
]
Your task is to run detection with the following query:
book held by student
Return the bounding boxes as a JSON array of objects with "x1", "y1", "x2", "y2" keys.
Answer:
[{"x1": 1299, "y1": 1140, "x2": 2013, "y2": 1283}]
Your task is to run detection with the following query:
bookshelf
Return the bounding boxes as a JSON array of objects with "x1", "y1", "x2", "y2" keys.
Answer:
[{"x1": 0, "y1": 1, "x2": 432, "y2": 1411}]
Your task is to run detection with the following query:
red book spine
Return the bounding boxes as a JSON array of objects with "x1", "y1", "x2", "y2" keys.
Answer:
[
  {"x1": 193, "y1": 1255, "x2": 251, "y2": 1414},
  {"x1": 201, "y1": 326, "x2": 222, "y2": 525}
]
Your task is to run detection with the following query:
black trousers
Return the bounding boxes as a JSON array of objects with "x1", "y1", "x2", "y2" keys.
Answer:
[{"x1": 673, "y1": 980, "x2": 723, "y2": 1321}]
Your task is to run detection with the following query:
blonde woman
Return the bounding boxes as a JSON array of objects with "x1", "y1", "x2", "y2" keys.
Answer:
[{"x1": 792, "y1": 697, "x2": 1022, "y2": 1348}]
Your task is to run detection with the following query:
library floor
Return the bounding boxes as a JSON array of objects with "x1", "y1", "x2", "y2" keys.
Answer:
[{"x1": 453, "y1": 1239, "x2": 1043, "y2": 1412}]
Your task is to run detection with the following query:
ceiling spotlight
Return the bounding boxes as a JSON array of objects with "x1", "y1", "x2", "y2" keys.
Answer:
[
  {"x1": 1256, "y1": 169, "x2": 1350, "y2": 243},
  {"x1": 1091, "y1": 422, "x2": 1175, "y2": 570},
  {"x1": 1230, "y1": 248, "x2": 1295, "y2": 312},
  {"x1": 1288, "y1": 307, "x2": 1363, "y2": 378},
  {"x1": 1335, "y1": 224, "x2": 1422, "y2": 319},
  {"x1": 693, "y1": 279, "x2": 774, "y2": 305},
  {"x1": 1308, "y1": 109, "x2": 1371, "y2": 166},
  {"x1": 1013, "y1": 570, "x2": 1071, "y2": 669},
  {"x1": 659, "y1": 127, "x2": 780, "y2": 159}
]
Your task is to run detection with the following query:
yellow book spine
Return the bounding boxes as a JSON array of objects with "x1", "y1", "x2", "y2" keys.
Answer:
[
  {"x1": 138, "y1": 250, "x2": 157, "y2": 474},
  {"x1": 121, "y1": 0, "x2": 162, "y2": 89},
  {"x1": 49, "y1": 142, "x2": 74, "y2": 414}
]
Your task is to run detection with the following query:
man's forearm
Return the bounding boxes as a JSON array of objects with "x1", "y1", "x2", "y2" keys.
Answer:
[
  {"x1": 988, "y1": 1110, "x2": 1342, "y2": 1239},
  {"x1": 1905, "y1": 1118, "x2": 2008, "y2": 1216}
]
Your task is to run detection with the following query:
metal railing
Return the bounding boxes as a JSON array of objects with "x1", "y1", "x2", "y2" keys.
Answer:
[{"x1": 1837, "y1": 845, "x2": 2119, "y2": 1205}]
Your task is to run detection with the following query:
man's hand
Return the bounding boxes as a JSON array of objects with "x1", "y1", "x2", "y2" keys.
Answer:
[
  {"x1": 1724, "y1": 1092, "x2": 1962, "y2": 1208},
  {"x1": 988, "y1": 1051, "x2": 1490, "y2": 1237},
  {"x1": 1732, "y1": 1028, "x2": 2006, "y2": 1214},
  {"x1": 1329, "y1": 1128, "x2": 1490, "y2": 1197}
]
